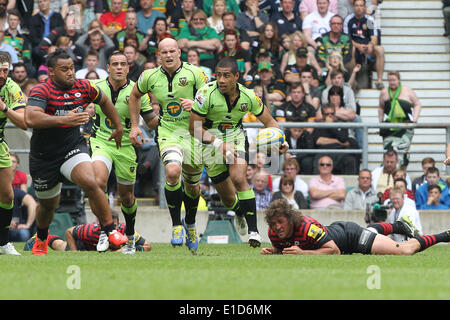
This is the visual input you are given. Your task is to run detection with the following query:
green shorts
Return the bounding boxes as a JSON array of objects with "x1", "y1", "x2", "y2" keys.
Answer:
[
  {"x1": 90, "y1": 138, "x2": 137, "y2": 184},
  {"x1": 0, "y1": 141, "x2": 11, "y2": 169},
  {"x1": 157, "y1": 126, "x2": 203, "y2": 172},
  {"x1": 202, "y1": 131, "x2": 249, "y2": 184}
]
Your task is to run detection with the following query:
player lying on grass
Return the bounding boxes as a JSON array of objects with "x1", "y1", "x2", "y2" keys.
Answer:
[
  {"x1": 24, "y1": 212, "x2": 151, "y2": 252},
  {"x1": 261, "y1": 199, "x2": 449, "y2": 255}
]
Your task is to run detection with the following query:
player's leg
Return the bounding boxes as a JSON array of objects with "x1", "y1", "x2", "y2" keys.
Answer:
[
  {"x1": 367, "y1": 216, "x2": 421, "y2": 238},
  {"x1": 160, "y1": 145, "x2": 185, "y2": 246},
  {"x1": 32, "y1": 194, "x2": 60, "y2": 255},
  {"x1": 63, "y1": 153, "x2": 127, "y2": 251},
  {"x1": 0, "y1": 165, "x2": 19, "y2": 255}
]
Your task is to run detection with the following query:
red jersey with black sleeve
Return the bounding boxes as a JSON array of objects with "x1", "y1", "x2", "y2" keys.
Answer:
[
  {"x1": 26, "y1": 78, "x2": 102, "y2": 159},
  {"x1": 72, "y1": 222, "x2": 126, "y2": 251},
  {"x1": 268, "y1": 215, "x2": 332, "y2": 251}
]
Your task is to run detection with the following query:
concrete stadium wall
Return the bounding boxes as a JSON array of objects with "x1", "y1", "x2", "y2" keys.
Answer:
[{"x1": 86, "y1": 207, "x2": 450, "y2": 244}]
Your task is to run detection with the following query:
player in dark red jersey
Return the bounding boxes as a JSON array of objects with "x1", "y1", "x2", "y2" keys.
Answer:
[
  {"x1": 261, "y1": 199, "x2": 450, "y2": 255},
  {"x1": 24, "y1": 49, "x2": 127, "y2": 255}
]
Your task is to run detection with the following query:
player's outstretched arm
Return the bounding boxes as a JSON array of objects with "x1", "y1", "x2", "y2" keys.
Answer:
[
  {"x1": 0, "y1": 98, "x2": 27, "y2": 130},
  {"x1": 260, "y1": 247, "x2": 281, "y2": 255},
  {"x1": 129, "y1": 84, "x2": 144, "y2": 146},
  {"x1": 282, "y1": 240, "x2": 341, "y2": 255},
  {"x1": 25, "y1": 105, "x2": 90, "y2": 128}
]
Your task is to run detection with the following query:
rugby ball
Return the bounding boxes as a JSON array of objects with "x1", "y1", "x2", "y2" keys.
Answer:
[{"x1": 256, "y1": 127, "x2": 286, "y2": 153}]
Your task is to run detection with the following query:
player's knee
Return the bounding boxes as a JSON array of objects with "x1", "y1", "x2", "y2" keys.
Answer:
[
  {"x1": 165, "y1": 164, "x2": 182, "y2": 184},
  {"x1": 120, "y1": 193, "x2": 135, "y2": 207}
]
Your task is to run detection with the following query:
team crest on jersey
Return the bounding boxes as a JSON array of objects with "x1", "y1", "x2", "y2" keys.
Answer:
[
  {"x1": 125, "y1": 95, "x2": 130, "y2": 104},
  {"x1": 179, "y1": 77, "x2": 188, "y2": 87},
  {"x1": 166, "y1": 101, "x2": 182, "y2": 117},
  {"x1": 130, "y1": 166, "x2": 135, "y2": 173},
  {"x1": 239, "y1": 103, "x2": 248, "y2": 112}
]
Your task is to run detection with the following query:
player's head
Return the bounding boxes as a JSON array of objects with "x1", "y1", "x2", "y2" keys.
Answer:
[
  {"x1": 107, "y1": 50, "x2": 129, "y2": 82},
  {"x1": 215, "y1": 57, "x2": 239, "y2": 94},
  {"x1": 158, "y1": 38, "x2": 181, "y2": 70},
  {"x1": 47, "y1": 49, "x2": 75, "y2": 88},
  {"x1": 0, "y1": 51, "x2": 11, "y2": 87},
  {"x1": 265, "y1": 199, "x2": 302, "y2": 239}
]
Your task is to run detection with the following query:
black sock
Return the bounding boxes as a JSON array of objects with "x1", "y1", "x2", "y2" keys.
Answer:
[
  {"x1": 237, "y1": 190, "x2": 258, "y2": 233},
  {"x1": 0, "y1": 205, "x2": 12, "y2": 246},
  {"x1": 165, "y1": 181, "x2": 183, "y2": 226},
  {"x1": 183, "y1": 191, "x2": 199, "y2": 225},
  {"x1": 121, "y1": 200, "x2": 137, "y2": 236},
  {"x1": 37, "y1": 227, "x2": 48, "y2": 241},
  {"x1": 101, "y1": 222, "x2": 116, "y2": 234},
  {"x1": 368, "y1": 222, "x2": 405, "y2": 235}
]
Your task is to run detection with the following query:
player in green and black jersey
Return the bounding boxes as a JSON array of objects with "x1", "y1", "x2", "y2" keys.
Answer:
[
  {"x1": 128, "y1": 38, "x2": 209, "y2": 252},
  {"x1": 190, "y1": 57, "x2": 288, "y2": 247},
  {"x1": 90, "y1": 51, "x2": 157, "y2": 254},
  {"x1": 0, "y1": 52, "x2": 27, "y2": 256}
]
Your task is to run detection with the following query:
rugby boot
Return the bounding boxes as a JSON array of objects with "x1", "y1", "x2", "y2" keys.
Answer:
[
  {"x1": 248, "y1": 231, "x2": 262, "y2": 248},
  {"x1": 171, "y1": 225, "x2": 184, "y2": 247},
  {"x1": 32, "y1": 237, "x2": 49, "y2": 255},
  {"x1": 182, "y1": 218, "x2": 198, "y2": 252},
  {"x1": 0, "y1": 242, "x2": 21, "y2": 255}
]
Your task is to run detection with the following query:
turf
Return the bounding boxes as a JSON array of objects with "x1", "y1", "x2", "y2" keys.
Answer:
[{"x1": 1, "y1": 243, "x2": 449, "y2": 300}]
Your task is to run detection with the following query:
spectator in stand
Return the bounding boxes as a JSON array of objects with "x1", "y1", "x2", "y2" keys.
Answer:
[
  {"x1": 203, "y1": 0, "x2": 240, "y2": 17},
  {"x1": 10, "y1": 153, "x2": 27, "y2": 192},
  {"x1": 300, "y1": 68, "x2": 321, "y2": 110},
  {"x1": 312, "y1": 103, "x2": 359, "y2": 174},
  {"x1": 219, "y1": 10, "x2": 251, "y2": 51},
  {"x1": 283, "y1": 125, "x2": 316, "y2": 175},
  {"x1": 187, "y1": 48, "x2": 213, "y2": 81},
  {"x1": 246, "y1": 163, "x2": 257, "y2": 187},
  {"x1": 344, "y1": 168, "x2": 378, "y2": 210},
  {"x1": 123, "y1": 44, "x2": 144, "y2": 82},
  {"x1": 235, "y1": 0, "x2": 269, "y2": 45},
  {"x1": 321, "y1": 69, "x2": 356, "y2": 112},
  {"x1": 412, "y1": 157, "x2": 435, "y2": 193},
  {"x1": 136, "y1": 0, "x2": 166, "y2": 35},
  {"x1": 114, "y1": 10, "x2": 146, "y2": 52},
  {"x1": 383, "y1": 178, "x2": 415, "y2": 208},
  {"x1": 270, "y1": 0, "x2": 303, "y2": 38},
  {"x1": 177, "y1": 9, "x2": 221, "y2": 70},
  {"x1": 207, "y1": 0, "x2": 226, "y2": 34},
  {"x1": 30, "y1": 0, "x2": 64, "y2": 58},
  {"x1": 343, "y1": 0, "x2": 385, "y2": 90},
  {"x1": 168, "y1": 0, "x2": 196, "y2": 37},
  {"x1": 252, "y1": 171, "x2": 272, "y2": 210},
  {"x1": 302, "y1": 0, "x2": 334, "y2": 50},
  {"x1": 272, "y1": 174, "x2": 308, "y2": 210},
  {"x1": 378, "y1": 71, "x2": 421, "y2": 167},
  {"x1": 86, "y1": 70, "x2": 100, "y2": 80},
  {"x1": 15, "y1": 0, "x2": 34, "y2": 31},
  {"x1": 55, "y1": 35, "x2": 85, "y2": 71},
  {"x1": 308, "y1": 155, "x2": 346, "y2": 209},
  {"x1": 251, "y1": 22, "x2": 280, "y2": 65},
  {"x1": 75, "y1": 27, "x2": 115, "y2": 69},
  {"x1": 0, "y1": 30, "x2": 18, "y2": 65},
  {"x1": 421, "y1": 185, "x2": 449, "y2": 210},
  {"x1": 337, "y1": 0, "x2": 353, "y2": 20},
  {"x1": 100, "y1": 0, "x2": 127, "y2": 38},
  {"x1": 272, "y1": 158, "x2": 309, "y2": 197},
  {"x1": 247, "y1": 61, "x2": 287, "y2": 109},
  {"x1": 323, "y1": 51, "x2": 360, "y2": 89},
  {"x1": 387, "y1": 187, "x2": 422, "y2": 243},
  {"x1": 140, "y1": 17, "x2": 171, "y2": 56},
  {"x1": 280, "y1": 31, "x2": 310, "y2": 74},
  {"x1": 12, "y1": 63, "x2": 29, "y2": 89},
  {"x1": 75, "y1": 50, "x2": 108, "y2": 79},
  {"x1": 371, "y1": 149, "x2": 412, "y2": 194},
  {"x1": 4, "y1": 10, "x2": 33, "y2": 75},
  {"x1": 381, "y1": 167, "x2": 414, "y2": 202},
  {"x1": 22, "y1": 78, "x2": 39, "y2": 100},
  {"x1": 219, "y1": 30, "x2": 251, "y2": 83},
  {"x1": 415, "y1": 167, "x2": 449, "y2": 210},
  {"x1": 246, "y1": 49, "x2": 283, "y2": 82},
  {"x1": 283, "y1": 47, "x2": 320, "y2": 88},
  {"x1": 299, "y1": 0, "x2": 338, "y2": 20},
  {"x1": 253, "y1": 151, "x2": 273, "y2": 191},
  {"x1": 37, "y1": 14, "x2": 83, "y2": 61},
  {"x1": 316, "y1": 14, "x2": 352, "y2": 69},
  {"x1": 9, "y1": 188, "x2": 37, "y2": 242},
  {"x1": 33, "y1": 0, "x2": 69, "y2": 17},
  {"x1": 276, "y1": 83, "x2": 316, "y2": 124},
  {"x1": 76, "y1": 0, "x2": 105, "y2": 32}
]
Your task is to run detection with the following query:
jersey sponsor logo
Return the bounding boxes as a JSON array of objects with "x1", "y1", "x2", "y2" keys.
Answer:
[
  {"x1": 218, "y1": 122, "x2": 233, "y2": 133},
  {"x1": 200, "y1": 71, "x2": 209, "y2": 83},
  {"x1": 307, "y1": 224, "x2": 325, "y2": 242},
  {"x1": 104, "y1": 117, "x2": 116, "y2": 130},
  {"x1": 255, "y1": 96, "x2": 263, "y2": 109},
  {"x1": 166, "y1": 101, "x2": 182, "y2": 117},
  {"x1": 195, "y1": 92, "x2": 206, "y2": 108}
]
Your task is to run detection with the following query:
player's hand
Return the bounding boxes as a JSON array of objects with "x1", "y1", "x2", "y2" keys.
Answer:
[
  {"x1": 129, "y1": 126, "x2": 144, "y2": 147},
  {"x1": 180, "y1": 98, "x2": 194, "y2": 111},
  {"x1": 282, "y1": 246, "x2": 303, "y2": 255},
  {"x1": 108, "y1": 125, "x2": 123, "y2": 149},
  {"x1": 279, "y1": 141, "x2": 289, "y2": 155},
  {"x1": 220, "y1": 141, "x2": 236, "y2": 164},
  {"x1": 65, "y1": 108, "x2": 90, "y2": 126},
  {"x1": 0, "y1": 97, "x2": 6, "y2": 111},
  {"x1": 260, "y1": 247, "x2": 274, "y2": 255}
]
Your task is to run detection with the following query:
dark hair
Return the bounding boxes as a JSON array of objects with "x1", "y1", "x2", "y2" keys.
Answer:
[
  {"x1": 108, "y1": 50, "x2": 127, "y2": 64},
  {"x1": 0, "y1": 51, "x2": 11, "y2": 65},
  {"x1": 216, "y1": 57, "x2": 238, "y2": 74},
  {"x1": 428, "y1": 184, "x2": 441, "y2": 193},
  {"x1": 393, "y1": 178, "x2": 407, "y2": 188},
  {"x1": 383, "y1": 149, "x2": 398, "y2": 160},
  {"x1": 328, "y1": 85, "x2": 344, "y2": 107},
  {"x1": 47, "y1": 49, "x2": 72, "y2": 68},
  {"x1": 87, "y1": 49, "x2": 99, "y2": 58},
  {"x1": 13, "y1": 62, "x2": 26, "y2": 71},
  {"x1": 7, "y1": 9, "x2": 21, "y2": 21},
  {"x1": 279, "y1": 174, "x2": 295, "y2": 191},
  {"x1": 426, "y1": 166, "x2": 440, "y2": 177},
  {"x1": 264, "y1": 199, "x2": 303, "y2": 230},
  {"x1": 222, "y1": 10, "x2": 236, "y2": 20},
  {"x1": 85, "y1": 70, "x2": 100, "y2": 79},
  {"x1": 330, "y1": 69, "x2": 344, "y2": 80}
]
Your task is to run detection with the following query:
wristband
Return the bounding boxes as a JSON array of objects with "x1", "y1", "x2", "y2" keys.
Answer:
[
  {"x1": 2, "y1": 106, "x2": 8, "y2": 113},
  {"x1": 212, "y1": 138, "x2": 223, "y2": 149}
]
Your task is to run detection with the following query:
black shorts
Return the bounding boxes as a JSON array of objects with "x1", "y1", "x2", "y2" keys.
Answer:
[
  {"x1": 29, "y1": 142, "x2": 90, "y2": 197},
  {"x1": 326, "y1": 221, "x2": 377, "y2": 255}
]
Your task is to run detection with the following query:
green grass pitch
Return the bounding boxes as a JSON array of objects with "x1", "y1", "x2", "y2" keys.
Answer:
[{"x1": 1, "y1": 243, "x2": 449, "y2": 300}]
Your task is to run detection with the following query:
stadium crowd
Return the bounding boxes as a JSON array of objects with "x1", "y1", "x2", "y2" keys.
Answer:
[{"x1": 0, "y1": 0, "x2": 449, "y2": 256}]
